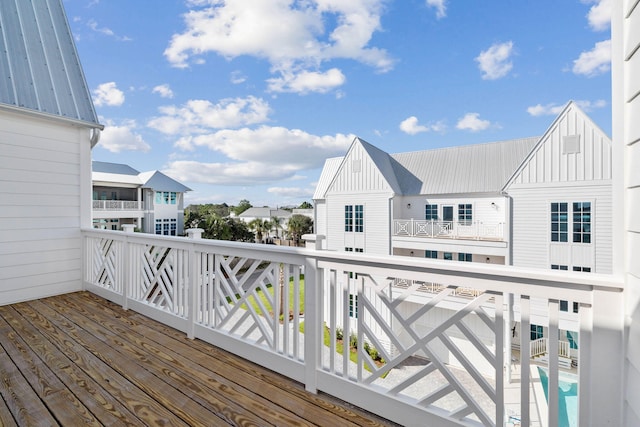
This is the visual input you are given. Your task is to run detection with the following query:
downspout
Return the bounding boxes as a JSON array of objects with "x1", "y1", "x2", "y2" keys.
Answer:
[{"x1": 90, "y1": 127, "x2": 101, "y2": 148}]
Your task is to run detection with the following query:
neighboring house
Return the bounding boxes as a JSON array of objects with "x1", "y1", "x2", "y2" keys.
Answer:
[
  {"x1": 314, "y1": 101, "x2": 611, "y2": 273},
  {"x1": 237, "y1": 207, "x2": 293, "y2": 237},
  {"x1": 92, "y1": 161, "x2": 191, "y2": 236},
  {"x1": 0, "y1": 0, "x2": 103, "y2": 304},
  {"x1": 313, "y1": 101, "x2": 611, "y2": 373}
]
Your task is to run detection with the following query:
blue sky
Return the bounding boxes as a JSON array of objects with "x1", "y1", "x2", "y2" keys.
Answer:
[{"x1": 64, "y1": 0, "x2": 613, "y2": 207}]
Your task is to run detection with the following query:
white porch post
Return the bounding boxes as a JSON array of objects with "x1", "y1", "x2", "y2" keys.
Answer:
[{"x1": 186, "y1": 228, "x2": 203, "y2": 339}]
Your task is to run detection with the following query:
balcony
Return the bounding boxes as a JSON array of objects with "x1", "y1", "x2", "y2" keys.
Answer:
[
  {"x1": 92, "y1": 200, "x2": 143, "y2": 211},
  {"x1": 0, "y1": 291, "x2": 390, "y2": 426},
  {"x1": 393, "y1": 219, "x2": 505, "y2": 241},
  {"x1": 0, "y1": 229, "x2": 623, "y2": 426}
]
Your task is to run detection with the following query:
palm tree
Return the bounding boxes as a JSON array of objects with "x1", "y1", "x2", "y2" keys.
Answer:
[
  {"x1": 270, "y1": 216, "x2": 283, "y2": 239},
  {"x1": 287, "y1": 214, "x2": 313, "y2": 246}
]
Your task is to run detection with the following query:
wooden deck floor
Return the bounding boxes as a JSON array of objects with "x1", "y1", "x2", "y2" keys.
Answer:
[{"x1": 0, "y1": 292, "x2": 397, "y2": 427}]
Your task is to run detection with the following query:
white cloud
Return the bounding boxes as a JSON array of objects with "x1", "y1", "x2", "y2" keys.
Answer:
[
  {"x1": 572, "y1": 39, "x2": 611, "y2": 77},
  {"x1": 86, "y1": 19, "x2": 131, "y2": 41},
  {"x1": 527, "y1": 99, "x2": 607, "y2": 116},
  {"x1": 96, "y1": 119, "x2": 151, "y2": 153},
  {"x1": 230, "y1": 70, "x2": 247, "y2": 84},
  {"x1": 426, "y1": 0, "x2": 447, "y2": 19},
  {"x1": 475, "y1": 41, "x2": 514, "y2": 80},
  {"x1": 93, "y1": 82, "x2": 125, "y2": 107},
  {"x1": 147, "y1": 96, "x2": 271, "y2": 135},
  {"x1": 399, "y1": 116, "x2": 446, "y2": 135},
  {"x1": 163, "y1": 160, "x2": 299, "y2": 185},
  {"x1": 584, "y1": 0, "x2": 612, "y2": 31},
  {"x1": 267, "y1": 187, "x2": 314, "y2": 198},
  {"x1": 174, "y1": 126, "x2": 353, "y2": 168},
  {"x1": 164, "y1": 0, "x2": 392, "y2": 94},
  {"x1": 456, "y1": 113, "x2": 491, "y2": 132},
  {"x1": 267, "y1": 68, "x2": 346, "y2": 94},
  {"x1": 152, "y1": 84, "x2": 174, "y2": 98}
]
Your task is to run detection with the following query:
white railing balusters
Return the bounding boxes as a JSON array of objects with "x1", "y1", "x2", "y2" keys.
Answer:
[
  {"x1": 81, "y1": 229, "x2": 623, "y2": 427},
  {"x1": 392, "y1": 219, "x2": 505, "y2": 241}
]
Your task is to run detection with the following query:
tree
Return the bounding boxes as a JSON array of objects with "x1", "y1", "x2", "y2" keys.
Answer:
[
  {"x1": 248, "y1": 218, "x2": 270, "y2": 242},
  {"x1": 270, "y1": 216, "x2": 283, "y2": 239},
  {"x1": 232, "y1": 199, "x2": 252, "y2": 216},
  {"x1": 287, "y1": 214, "x2": 313, "y2": 245},
  {"x1": 298, "y1": 201, "x2": 313, "y2": 209}
]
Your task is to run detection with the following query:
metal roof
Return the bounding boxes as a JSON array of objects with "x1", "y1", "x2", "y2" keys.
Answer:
[
  {"x1": 315, "y1": 137, "x2": 540, "y2": 198},
  {"x1": 92, "y1": 161, "x2": 140, "y2": 176},
  {"x1": 139, "y1": 171, "x2": 192, "y2": 193},
  {"x1": 92, "y1": 161, "x2": 191, "y2": 192},
  {"x1": 313, "y1": 157, "x2": 342, "y2": 199},
  {"x1": 0, "y1": 0, "x2": 100, "y2": 127},
  {"x1": 391, "y1": 137, "x2": 539, "y2": 195}
]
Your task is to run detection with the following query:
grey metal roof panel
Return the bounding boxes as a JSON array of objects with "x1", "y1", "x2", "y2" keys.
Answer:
[
  {"x1": 140, "y1": 171, "x2": 192, "y2": 193},
  {"x1": 92, "y1": 161, "x2": 140, "y2": 176},
  {"x1": 391, "y1": 137, "x2": 539, "y2": 195},
  {"x1": 0, "y1": 0, "x2": 100, "y2": 126},
  {"x1": 358, "y1": 138, "x2": 402, "y2": 194},
  {"x1": 313, "y1": 157, "x2": 342, "y2": 199}
]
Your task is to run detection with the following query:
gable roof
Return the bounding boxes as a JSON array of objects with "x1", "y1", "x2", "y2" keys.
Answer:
[
  {"x1": 139, "y1": 171, "x2": 192, "y2": 193},
  {"x1": 315, "y1": 136, "x2": 538, "y2": 198},
  {"x1": 0, "y1": 0, "x2": 100, "y2": 128},
  {"x1": 502, "y1": 101, "x2": 612, "y2": 190},
  {"x1": 92, "y1": 161, "x2": 191, "y2": 192}
]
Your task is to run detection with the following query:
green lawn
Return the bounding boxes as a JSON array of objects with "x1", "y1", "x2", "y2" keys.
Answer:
[{"x1": 234, "y1": 274, "x2": 305, "y2": 319}]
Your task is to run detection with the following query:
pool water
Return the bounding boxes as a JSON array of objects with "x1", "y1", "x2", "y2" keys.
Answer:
[{"x1": 537, "y1": 367, "x2": 578, "y2": 427}]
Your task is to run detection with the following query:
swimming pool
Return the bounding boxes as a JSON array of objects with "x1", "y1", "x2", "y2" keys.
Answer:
[{"x1": 537, "y1": 367, "x2": 578, "y2": 427}]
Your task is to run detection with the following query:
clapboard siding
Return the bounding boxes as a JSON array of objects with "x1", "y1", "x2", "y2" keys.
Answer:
[
  {"x1": 0, "y1": 110, "x2": 86, "y2": 304},
  {"x1": 623, "y1": 1, "x2": 640, "y2": 425},
  {"x1": 509, "y1": 184, "x2": 612, "y2": 273}
]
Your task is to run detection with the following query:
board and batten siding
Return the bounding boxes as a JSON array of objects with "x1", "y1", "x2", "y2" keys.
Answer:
[
  {"x1": 0, "y1": 109, "x2": 90, "y2": 305},
  {"x1": 506, "y1": 101, "x2": 612, "y2": 273}
]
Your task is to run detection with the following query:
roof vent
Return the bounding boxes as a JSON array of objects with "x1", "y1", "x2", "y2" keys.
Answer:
[
  {"x1": 563, "y1": 135, "x2": 581, "y2": 154},
  {"x1": 352, "y1": 159, "x2": 361, "y2": 173}
]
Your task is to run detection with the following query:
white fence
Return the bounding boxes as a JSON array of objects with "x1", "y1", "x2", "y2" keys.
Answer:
[
  {"x1": 82, "y1": 228, "x2": 623, "y2": 427},
  {"x1": 394, "y1": 219, "x2": 505, "y2": 241}
]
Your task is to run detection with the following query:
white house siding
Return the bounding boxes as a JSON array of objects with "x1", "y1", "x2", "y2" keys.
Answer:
[
  {"x1": 507, "y1": 103, "x2": 612, "y2": 273},
  {"x1": 325, "y1": 193, "x2": 391, "y2": 255},
  {"x1": 0, "y1": 110, "x2": 89, "y2": 304},
  {"x1": 314, "y1": 200, "x2": 327, "y2": 249},
  {"x1": 509, "y1": 184, "x2": 612, "y2": 272},
  {"x1": 616, "y1": 1, "x2": 640, "y2": 425}
]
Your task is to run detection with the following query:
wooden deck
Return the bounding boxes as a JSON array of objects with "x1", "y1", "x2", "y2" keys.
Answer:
[{"x1": 0, "y1": 292, "x2": 397, "y2": 427}]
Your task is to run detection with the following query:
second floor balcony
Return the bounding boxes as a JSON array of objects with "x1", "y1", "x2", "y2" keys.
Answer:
[
  {"x1": 393, "y1": 219, "x2": 505, "y2": 241},
  {"x1": 92, "y1": 199, "x2": 143, "y2": 211}
]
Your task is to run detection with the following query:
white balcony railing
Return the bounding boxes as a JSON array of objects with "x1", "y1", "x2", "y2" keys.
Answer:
[
  {"x1": 92, "y1": 200, "x2": 142, "y2": 210},
  {"x1": 393, "y1": 219, "x2": 505, "y2": 241},
  {"x1": 82, "y1": 228, "x2": 623, "y2": 427}
]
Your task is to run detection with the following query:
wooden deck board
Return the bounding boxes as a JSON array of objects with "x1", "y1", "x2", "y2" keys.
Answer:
[{"x1": 0, "y1": 292, "x2": 397, "y2": 427}]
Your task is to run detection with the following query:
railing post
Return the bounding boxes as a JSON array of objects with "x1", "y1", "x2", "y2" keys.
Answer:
[
  {"x1": 186, "y1": 228, "x2": 203, "y2": 339},
  {"x1": 583, "y1": 288, "x2": 624, "y2": 426},
  {"x1": 304, "y1": 251, "x2": 320, "y2": 394},
  {"x1": 121, "y1": 224, "x2": 135, "y2": 310}
]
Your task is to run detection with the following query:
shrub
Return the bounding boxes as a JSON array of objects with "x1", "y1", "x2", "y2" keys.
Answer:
[
  {"x1": 335, "y1": 327, "x2": 343, "y2": 341},
  {"x1": 349, "y1": 333, "x2": 358, "y2": 349}
]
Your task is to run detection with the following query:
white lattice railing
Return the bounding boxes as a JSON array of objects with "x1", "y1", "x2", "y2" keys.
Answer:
[
  {"x1": 393, "y1": 219, "x2": 505, "y2": 241},
  {"x1": 82, "y1": 228, "x2": 623, "y2": 427},
  {"x1": 93, "y1": 200, "x2": 142, "y2": 210},
  {"x1": 531, "y1": 338, "x2": 571, "y2": 359}
]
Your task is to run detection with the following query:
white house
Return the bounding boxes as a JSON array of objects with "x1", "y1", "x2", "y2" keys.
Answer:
[
  {"x1": 314, "y1": 102, "x2": 610, "y2": 273},
  {"x1": 313, "y1": 102, "x2": 611, "y2": 373},
  {"x1": 92, "y1": 161, "x2": 191, "y2": 235},
  {"x1": 0, "y1": 0, "x2": 103, "y2": 304}
]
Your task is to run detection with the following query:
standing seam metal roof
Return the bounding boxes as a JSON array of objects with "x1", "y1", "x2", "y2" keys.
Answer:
[{"x1": 0, "y1": 0, "x2": 100, "y2": 127}]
